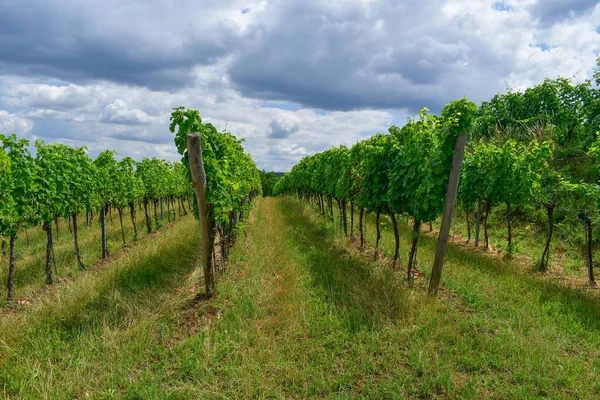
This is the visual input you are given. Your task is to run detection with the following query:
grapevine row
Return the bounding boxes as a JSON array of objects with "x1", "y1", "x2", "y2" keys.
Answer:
[
  {"x1": 0, "y1": 134, "x2": 195, "y2": 301},
  {"x1": 1, "y1": 107, "x2": 263, "y2": 302},
  {"x1": 275, "y1": 66, "x2": 600, "y2": 292},
  {"x1": 170, "y1": 107, "x2": 262, "y2": 296}
]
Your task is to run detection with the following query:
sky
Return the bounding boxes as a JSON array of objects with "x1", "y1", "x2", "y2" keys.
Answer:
[{"x1": 0, "y1": 0, "x2": 599, "y2": 172}]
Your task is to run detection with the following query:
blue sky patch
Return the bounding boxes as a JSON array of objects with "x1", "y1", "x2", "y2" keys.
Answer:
[{"x1": 492, "y1": 2, "x2": 512, "y2": 12}]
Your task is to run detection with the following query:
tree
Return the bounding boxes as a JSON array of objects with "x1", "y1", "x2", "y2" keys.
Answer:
[
  {"x1": 33, "y1": 141, "x2": 73, "y2": 284},
  {"x1": 113, "y1": 157, "x2": 144, "y2": 245},
  {"x1": 94, "y1": 150, "x2": 118, "y2": 258},
  {"x1": 62, "y1": 145, "x2": 96, "y2": 269},
  {"x1": 259, "y1": 170, "x2": 280, "y2": 197},
  {"x1": 1, "y1": 135, "x2": 36, "y2": 300},
  {"x1": 137, "y1": 157, "x2": 162, "y2": 233},
  {"x1": 351, "y1": 136, "x2": 393, "y2": 254},
  {"x1": 0, "y1": 145, "x2": 16, "y2": 300},
  {"x1": 170, "y1": 107, "x2": 262, "y2": 296},
  {"x1": 465, "y1": 139, "x2": 551, "y2": 259}
]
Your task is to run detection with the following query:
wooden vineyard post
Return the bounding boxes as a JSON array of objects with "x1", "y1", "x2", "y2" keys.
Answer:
[
  {"x1": 100, "y1": 205, "x2": 108, "y2": 259},
  {"x1": 187, "y1": 133, "x2": 216, "y2": 297},
  {"x1": 474, "y1": 198, "x2": 481, "y2": 247},
  {"x1": 428, "y1": 131, "x2": 468, "y2": 297},
  {"x1": 583, "y1": 211, "x2": 595, "y2": 285},
  {"x1": 7, "y1": 235, "x2": 16, "y2": 301}
]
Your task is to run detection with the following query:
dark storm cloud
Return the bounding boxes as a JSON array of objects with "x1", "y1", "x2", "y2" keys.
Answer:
[
  {"x1": 0, "y1": 0, "x2": 243, "y2": 90},
  {"x1": 0, "y1": 0, "x2": 567, "y2": 114},
  {"x1": 1, "y1": 0, "x2": 597, "y2": 171},
  {"x1": 528, "y1": 0, "x2": 598, "y2": 27},
  {"x1": 228, "y1": 0, "x2": 510, "y2": 113}
]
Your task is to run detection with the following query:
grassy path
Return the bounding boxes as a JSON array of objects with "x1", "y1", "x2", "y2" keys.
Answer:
[
  {"x1": 1, "y1": 197, "x2": 600, "y2": 398},
  {"x1": 201, "y1": 197, "x2": 600, "y2": 398}
]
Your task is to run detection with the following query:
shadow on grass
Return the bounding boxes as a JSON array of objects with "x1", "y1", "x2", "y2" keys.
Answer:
[
  {"x1": 48, "y1": 235, "x2": 198, "y2": 340},
  {"x1": 287, "y1": 198, "x2": 600, "y2": 333},
  {"x1": 279, "y1": 198, "x2": 412, "y2": 333},
  {"x1": 425, "y1": 234, "x2": 600, "y2": 331},
  {"x1": 370, "y1": 209, "x2": 600, "y2": 332},
  {"x1": 1, "y1": 210, "x2": 157, "y2": 299}
]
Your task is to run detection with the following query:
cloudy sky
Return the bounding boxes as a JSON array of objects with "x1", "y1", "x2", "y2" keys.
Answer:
[{"x1": 0, "y1": 0, "x2": 599, "y2": 171}]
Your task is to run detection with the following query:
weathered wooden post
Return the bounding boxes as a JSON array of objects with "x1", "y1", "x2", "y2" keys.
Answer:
[
  {"x1": 474, "y1": 198, "x2": 482, "y2": 247},
  {"x1": 7, "y1": 235, "x2": 16, "y2": 301},
  {"x1": 583, "y1": 211, "x2": 595, "y2": 285},
  {"x1": 100, "y1": 205, "x2": 108, "y2": 259},
  {"x1": 187, "y1": 133, "x2": 216, "y2": 296},
  {"x1": 428, "y1": 131, "x2": 468, "y2": 296}
]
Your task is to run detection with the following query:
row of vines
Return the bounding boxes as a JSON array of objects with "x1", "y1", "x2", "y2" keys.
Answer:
[
  {"x1": 170, "y1": 107, "x2": 262, "y2": 296},
  {"x1": 275, "y1": 63, "x2": 600, "y2": 293},
  {"x1": 0, "y1": 133, "x2": 194, "y2": 301},
  {"x1": 0, "y1": 106, "x2": 263, "y2": 302},
  {"x1": 274, "y1": 100, "x2": 477, "y2": 292}
]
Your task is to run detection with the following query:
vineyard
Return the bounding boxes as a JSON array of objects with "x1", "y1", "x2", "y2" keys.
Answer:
[
  {"x1": 0, "y1": 135, "x2": 194, "y2": 302},
  {"x1": 275, "y1": 72, "x2": 600, "y2": 294},
  {"x1": 1, "y1": 64, "x2": 600, "y2": 398},
  {"x1": 0, "y1": 107, "x2": 261, "y2": 304}
]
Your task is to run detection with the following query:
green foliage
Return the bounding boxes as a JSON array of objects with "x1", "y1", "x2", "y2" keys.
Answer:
[
  {"x1": 33, "y1": 141, "x2": 72, "y2": 224},
  {"x1": 259, "y1": 170, "x2": 280, "y2": 197},
  {"x1": 63, "y1": 146, "x2": 96, "y2": 215},
  {"x1": 474, "y1": 77, "x2": 600, "y2": 149},
  {"x1": 353, "y1": 136, "x2": 392, "y2": 212},
  {"x1": 170, "y1": 107, "x2": 262, "y2": 224},
  {"x1": 136, "y1": 157, "x2": 164, "y2": 203},
  {"x1": 0, "y1": 134, "x2": 34, "y2": 236},
  {"x1": 0, "y1": 133, "x2": 188, "y2": 237},
  {"x1": 441, "y1": 97, "x2": 478, "y2": 134},
  {"x1": 172, "y1": 162, "x2": 193, "y2": 199},
  {"x1": 460, "y1": 139, "x2": 553, "y2": 208},
  {"x1": 93, "y1": 150, "x2": 118, "y2": 208},
  {"x1": 0, "y1": 147, "x2": 14, "y2": 234},
  {"x1": 278, "y1": 99, "x2": 478, "y2": 224},
  {"x1": 113, "y1": 157, "x2": 145, "y2": 209}
]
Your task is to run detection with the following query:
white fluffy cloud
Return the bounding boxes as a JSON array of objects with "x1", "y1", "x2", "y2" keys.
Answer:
[
  {"x1": 0, "y1": 110, "x2": 34, "y2": 135},
  {"x1": 101, "y1": 100, "x2": 155, "y2": 125}
]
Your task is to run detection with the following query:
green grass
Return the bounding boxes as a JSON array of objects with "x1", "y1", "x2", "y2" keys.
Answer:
[
  {"x1": 447, "y1": 203, "x2": 595, "y2": 280},
  {"x1": 1, "y1": 197, "x2": 599, "y2": 398},
  {"x1": 0, "y1": 213, "x2": 200, "y2": 399}
]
